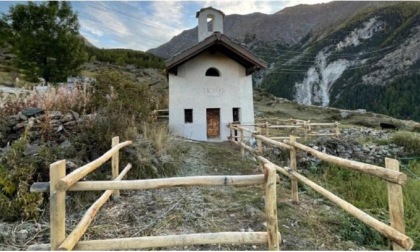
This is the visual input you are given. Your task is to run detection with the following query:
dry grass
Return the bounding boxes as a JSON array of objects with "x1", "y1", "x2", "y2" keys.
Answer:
[
  {"x1": 0, "y1": 86, "x2": 91, "y2": 116},
  {"x1": 141, "y1": 122, "x2": 170, "y2": 154}
]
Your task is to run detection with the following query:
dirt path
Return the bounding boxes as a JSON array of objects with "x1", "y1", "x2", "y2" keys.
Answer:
[{"x1": 1, "y1": 139, "x2": 368, "y2": 250}]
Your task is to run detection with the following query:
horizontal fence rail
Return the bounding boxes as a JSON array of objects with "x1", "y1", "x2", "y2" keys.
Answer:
[
  {"x1": 228, "y1": 123, "x2": 414, "y2": 251},
  {"x1": 31, "y1": 175, "x2": 267, "y2": 192},
  {"x1": 283, "y1": 140, "x2": 407, "y2": 185},
  {"x1": 28, "y1": 232, "x2": 271, "y2": 251}
]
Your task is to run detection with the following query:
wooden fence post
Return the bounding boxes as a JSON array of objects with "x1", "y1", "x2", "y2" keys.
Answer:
[
  {"x1": 335, "y1": 121, "x2": 340, "y2": 137},
  {"x1": 50, "y1": 160, "x2": 66, "y2": 251},
  {"x1": 257, "y1": 128, "x2": 264, "y2": 172},
  {"x1": 240, "y1": 128, "x2": 245, "y2": 158},
  {"x1": 303, "y1": 121, "x2": 308, "y2": 141},
  {"x1": 265, "y1": 164, "x2": 280, "y2": 250},
  {"x1": 290, "y1": 135, "x2": 299, "y2": 203},
  {"x1": 112, "y1": 136, "x2": 120, "y2": 199},
  {"x1": 229, "y1": 123, "x2": 232, "y2": 141},
  {"x1": 386, "y1": 158, "x2": 405, "y2": 251},
  {"x1": 266, "y1": 122, "x2": 269, "y2": 137}
]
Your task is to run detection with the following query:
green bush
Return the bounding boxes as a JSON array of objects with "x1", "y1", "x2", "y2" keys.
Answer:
[
  {"x1": 72, "y1": 70, "x2": 154, "y2": 155},
  {"x1": 390, "y1": 132, "x2": 420, "y2": 156},
  {"x1": 0, "y1": 134, "x2": 43, "y2": 221}
]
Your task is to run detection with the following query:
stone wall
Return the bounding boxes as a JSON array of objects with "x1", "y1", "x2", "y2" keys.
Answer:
[{"x1": 1, "y1": 109, "x2": 94, "y2": 147}]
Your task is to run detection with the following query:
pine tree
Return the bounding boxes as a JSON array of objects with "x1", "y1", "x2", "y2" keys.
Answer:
[{"x1": 6, "y1": 1, "x2": 87, "y2": 83}]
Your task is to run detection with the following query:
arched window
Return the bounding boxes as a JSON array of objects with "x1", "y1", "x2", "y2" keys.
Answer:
[{"x1": 205, "y1": 67, "x2": 220, "y2": 77}]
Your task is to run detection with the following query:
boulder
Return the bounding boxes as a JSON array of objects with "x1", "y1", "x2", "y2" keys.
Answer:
[
  {"x1": 22, "y1": 107, "x2": 44, "y2": 117},
  {"x1": 47, "y1": 111, "x2": 62, "y2": 119}
]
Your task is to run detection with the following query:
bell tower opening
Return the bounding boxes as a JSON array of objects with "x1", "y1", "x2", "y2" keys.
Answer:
[
  {"x1": 196, "y1": 7, "x2": 225, "y2": 42},
  {"x1": 207, "y1": 14, "x2": 214, "y2": 32}
]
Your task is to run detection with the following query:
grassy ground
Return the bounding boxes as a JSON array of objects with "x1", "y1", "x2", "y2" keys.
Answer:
[{"x1": 254, "y1": 90, "x2": 419, "y2": 131}]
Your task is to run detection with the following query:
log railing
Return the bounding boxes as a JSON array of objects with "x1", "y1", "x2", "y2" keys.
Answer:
[
  {"x1": 150, "y1": 109, "x2": 169, "y2": 121},
  {"x1": 28, "y1": 136, "x2": 281, "y2": 251},
  {"x1": 255, "y1": 117, "x2": 340, "y2": 140},
  {"x1": 229, "y1": 124, "x2": 414, "y2": 250}
]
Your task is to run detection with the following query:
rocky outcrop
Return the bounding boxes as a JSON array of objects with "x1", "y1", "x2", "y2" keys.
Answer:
[
  {"x1": 0, "y1": 109, "x2": 94, "y2": 147},
  {"x1": 263, "y1": 127, "x2": 405, "y2": 169},
  {"x1": 303, "y1": 128, "x2": 404, "y2": 167}
]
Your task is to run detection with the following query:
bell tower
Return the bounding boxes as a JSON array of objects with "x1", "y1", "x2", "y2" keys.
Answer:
[{"x1": 196, "y1": 7, "x2": 225, "y2": 42}]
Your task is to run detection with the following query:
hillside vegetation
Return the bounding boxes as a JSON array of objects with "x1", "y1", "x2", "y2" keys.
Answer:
[
  {"x1": 85, "y1": 47, "x2": 164, "y2": 69},
  {"x1": 261, "y1": 2, "x2": 420, "y2": 122}
]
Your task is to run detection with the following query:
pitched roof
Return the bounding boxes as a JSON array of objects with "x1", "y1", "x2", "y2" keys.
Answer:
[
  {"x1": 195, "y1": 7, "x2": 225, "y2": 18},
  {"x1": 165, "y1": 32, "x2": 267, "y2": 76}
]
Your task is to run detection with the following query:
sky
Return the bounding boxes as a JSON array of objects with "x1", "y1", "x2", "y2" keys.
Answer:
[{"x1": 0, "y1": 0, "x2": 333, "y2": 51}]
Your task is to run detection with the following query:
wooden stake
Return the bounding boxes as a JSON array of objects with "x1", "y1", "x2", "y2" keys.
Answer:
[
  {"x1": 56, "y1": 140, "x2": 132, "y2": 191},
  {"x1": 266, "y1": 122, "x2": 269, "y2": 137},
  {"x1": 229, "y1": 122, "x2": 232, "y2": 140},
  {"x1": 49, "y1": 160, "x2": 66, "y2": 251},
  {"x1": 335, "y1": 121, "x2": 340, "y2": 137},
  {"x1": 240, "y1": 128, "x2": 244, "y2": 158},
  {"x1": 386, "y1": 158, "x2": 406, "y2": 251},
  {"x1": 258, "y1": 136, "x2": 264, "y2": 172},
  {"x1": 290, "y1": 136, "x2": 298, "y2": 203},
  {"x1": 284, "y1": 140, "x2": 407, "y2": 185},
  {"x1": 265, "y1": 164, "x2": 280, "y2": 250},
  {"x1": 111, "y1": 136, "x2": 120, "y2": 199}
]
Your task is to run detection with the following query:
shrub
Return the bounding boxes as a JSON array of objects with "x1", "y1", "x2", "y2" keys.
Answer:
[
  {"x1": 72, "y1": 70, "x2": 154, "y2": 153},
  {"x1": 0, "y1": 133, "x2": 43, "y2": 221},
  {"x1": 390, "y1": 131, "x2": 420, "y2": 156},
  {"x1": 69, "y1": 71, "x2": 163, "y2": 179}
]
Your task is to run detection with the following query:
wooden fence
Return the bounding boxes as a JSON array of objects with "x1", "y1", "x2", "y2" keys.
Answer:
[
  {"x1": 254, "y1": 118, "x2": 340, "y2": 140},
  {"x1": 28, "y1": 136, "x2": 281, "y2": 251},
  {"x1": 150, "y1": 109, "x2": 169, "y2": 122},
  {"x1": 229, "y1": 124, "x2": 414, "y2": 251}
]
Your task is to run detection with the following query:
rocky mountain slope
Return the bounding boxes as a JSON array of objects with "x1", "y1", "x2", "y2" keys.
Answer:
[
  {"x1": 148, "y1": 1, "x2": 420, "y2": 122},
  {"x1": 148, "y1": 1, "x2": 385, "y2": 59},
  {"x1": 262, "y1": 2, "x2": 420, "y2": 122}
]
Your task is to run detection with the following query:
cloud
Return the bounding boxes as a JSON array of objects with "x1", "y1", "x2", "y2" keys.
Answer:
[
  {"x1": 203, "y1": 0, "x2": 279, "y2": 15},
  {"x1": 73, "y1": 0, "x2": 333, "y2": 51}
]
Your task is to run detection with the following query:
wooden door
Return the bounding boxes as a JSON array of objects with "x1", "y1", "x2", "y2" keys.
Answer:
[{"x1": 207, "y1": 108, "x2": 220, "y2": 138}]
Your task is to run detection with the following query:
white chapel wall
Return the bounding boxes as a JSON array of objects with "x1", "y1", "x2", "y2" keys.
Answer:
[{"x1": 168, "y1": 51, "x2": 254, "y2": 141}]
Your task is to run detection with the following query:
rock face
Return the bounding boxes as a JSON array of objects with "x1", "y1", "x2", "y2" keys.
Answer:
[{"x1": 147, "y1": 2, "x2": 383, "y2": 59}]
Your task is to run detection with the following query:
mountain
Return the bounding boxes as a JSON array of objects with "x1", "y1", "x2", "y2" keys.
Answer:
[
  {"x1": 262, "y1": 2, "x2": 420, "y2": 121},
  {"x1": 148, "y1": 1, "x2": 420, "y2": 122},
  {"x1": 147, "y1": 2, "x2": 387, "y2": 59}
]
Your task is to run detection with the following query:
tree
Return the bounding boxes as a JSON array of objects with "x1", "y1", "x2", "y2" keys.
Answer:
[
  {"x1": 0, "y1": 18, "x2": 12, "y2": 47},
  {"x1": 6, "y1": 1, "x2": 87, "y2": 83}
]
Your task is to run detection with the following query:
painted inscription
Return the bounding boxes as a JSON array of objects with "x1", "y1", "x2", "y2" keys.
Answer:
[{"x1": 203, "y1": 87, "x2": 225, "y2": 96}]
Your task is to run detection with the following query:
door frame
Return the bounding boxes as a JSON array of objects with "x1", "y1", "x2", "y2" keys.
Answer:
[{"x1": 206, "y1": 108, "x2": 220, "y2": 139}]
